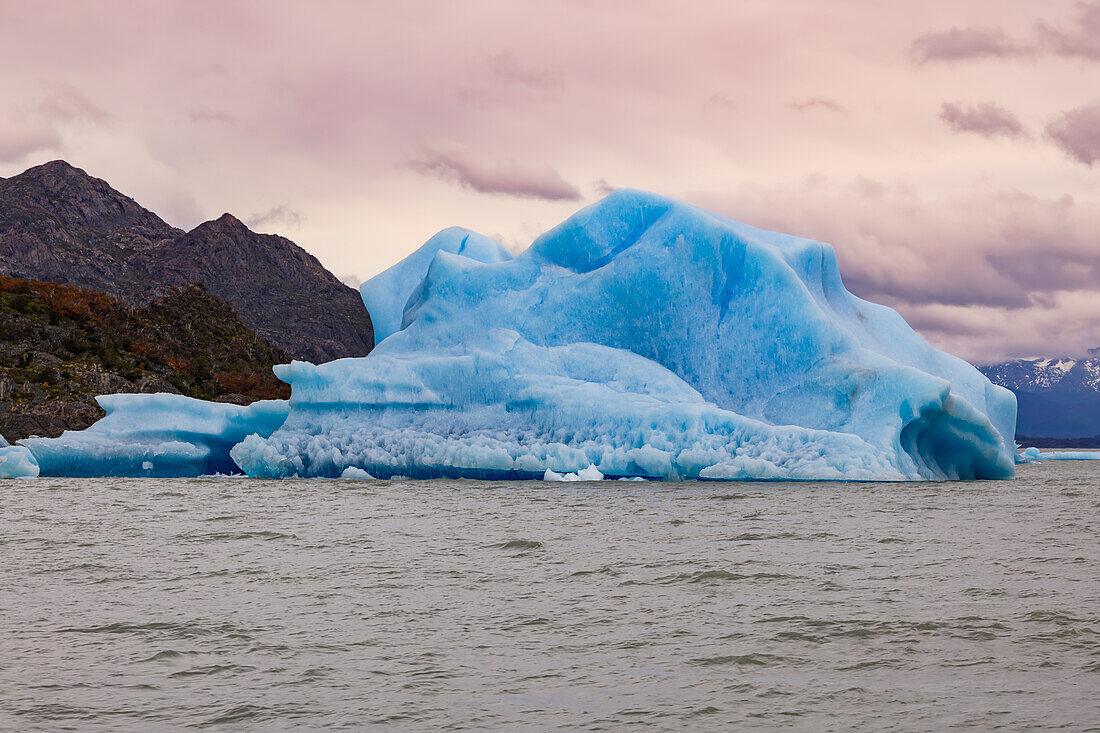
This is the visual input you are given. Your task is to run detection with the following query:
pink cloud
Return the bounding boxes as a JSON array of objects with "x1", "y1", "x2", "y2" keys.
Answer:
[
  {"x1": 1047, "y1": 102, "x2": 1100, "y2": 165},
  {"x1": 910, "y1": 27, "x2": 1028, "y2": 63},
  {"x1": 411, "y1": 145, "x2": 581, "y2": 201},
  {"x1": 789, "y1": 98, "x2": 848, "y2": 115},
  {"x1": 940, "y1": 102, "x2": 1027, "y2": 138},
  {"x1": 1038, "y1": 0, "x2": 1100, "y2": 59}
]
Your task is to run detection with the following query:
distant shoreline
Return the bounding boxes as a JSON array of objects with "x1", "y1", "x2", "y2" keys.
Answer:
[{"x1": 1017, "y1": 435, "x2": 1100, "y2": 449}]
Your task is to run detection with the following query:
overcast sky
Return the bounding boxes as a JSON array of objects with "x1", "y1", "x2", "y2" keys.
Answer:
[{"x1": 1, "y1": 0, "x2": 1098, "y2": 364}]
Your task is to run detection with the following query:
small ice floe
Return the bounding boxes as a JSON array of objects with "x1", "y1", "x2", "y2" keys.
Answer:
[
  {"x1": 340, "y1": 466, "x2": 376, "y2": 480},
  {"x1": 543, "y1": 464, "x2": 604, "y2": 482}
]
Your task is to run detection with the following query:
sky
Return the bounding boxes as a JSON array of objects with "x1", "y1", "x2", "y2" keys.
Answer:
[{"x1": 0, "y1": 0, "x2": 1098, "y2": 365}]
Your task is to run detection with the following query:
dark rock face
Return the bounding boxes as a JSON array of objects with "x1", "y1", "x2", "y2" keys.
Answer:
[
  {"x1": 0, "y1": 161, "x2": 179, "y2": 299},
  {"x1": 0, "y1": 161, "x2": 373, "y2": 362},
  {"x1": 149, "y1": 213, "x2": 374, "y2": 363}
]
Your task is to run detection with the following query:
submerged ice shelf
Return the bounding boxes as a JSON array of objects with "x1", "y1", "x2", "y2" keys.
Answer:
[{"x1": 14, "y1": 190, "x2": 1018, "y2": 481}]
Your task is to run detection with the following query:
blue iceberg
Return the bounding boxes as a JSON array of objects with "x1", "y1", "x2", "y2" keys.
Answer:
[
  {"x1": 232, "y1": 190, "x2": 1017, "y2": 481},
  {"x1": 22, "y1": 393, "x2": 288, "y2": 477}
]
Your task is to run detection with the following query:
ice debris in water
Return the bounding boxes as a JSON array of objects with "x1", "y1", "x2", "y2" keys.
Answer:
[
  {"x1": 543, "y1": 464, "x2": 604, "y2": 482},
  {"x1": 232, "y1": 190, "x2": 1017, "y2": 482},
  {"x1": 340, "y1": 466, "x2": 375, "y2": 480},
  {"x1": 20, "y1": 394, "x2": 289, "y2": 477}
]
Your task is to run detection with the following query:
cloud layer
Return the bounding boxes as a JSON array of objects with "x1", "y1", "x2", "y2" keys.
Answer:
[{"x1": 0, "y1": 0, "x2": 1096, "y2": 363}]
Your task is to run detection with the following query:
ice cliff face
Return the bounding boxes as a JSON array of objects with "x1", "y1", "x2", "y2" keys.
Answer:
[{"x1": 232, "y1": 190, "x2": 1016, "y2": 481}]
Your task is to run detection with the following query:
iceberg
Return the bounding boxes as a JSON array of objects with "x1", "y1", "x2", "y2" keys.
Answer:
[
  {"x1": 360, "y1": 227, "x2": 513, "y2": 342},
  {"x1": 232, "y1": 190, "x2": 1017, "y2": 481},
  {"x1": 22, "y1": 393, "x2": 289, "y2": 477}
]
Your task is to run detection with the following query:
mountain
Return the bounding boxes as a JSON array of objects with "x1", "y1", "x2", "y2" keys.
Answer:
[
  {"x1": 0, "y1": 161, "x2": 373, "y2": 362},
  {"x1": 978, "y1": 347, "x2": 1100, "y2": 443},
  {"x1": 0, "y1": 275, "x2": 289, "y2": 440}
]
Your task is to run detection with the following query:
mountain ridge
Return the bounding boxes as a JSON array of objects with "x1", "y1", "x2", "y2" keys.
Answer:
[{"x1": 0, "y1": 160, "x2": 373, "y2": 362}]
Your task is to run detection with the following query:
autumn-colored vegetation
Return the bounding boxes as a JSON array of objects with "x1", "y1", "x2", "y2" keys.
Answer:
[{"x1": 0, "y1": 276, "x2": 290, "y2": 402}]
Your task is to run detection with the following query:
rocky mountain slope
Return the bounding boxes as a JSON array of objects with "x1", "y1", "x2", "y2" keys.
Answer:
[
  {"x1": 0, "y1": 275, "x2": 289, "y2": 440},
  {"x1": 979, "y1": 348, "x2": 1100, "y2": 444},
  {"x1": 0, "y1": 161, "x2": 373, "y2": 362}
]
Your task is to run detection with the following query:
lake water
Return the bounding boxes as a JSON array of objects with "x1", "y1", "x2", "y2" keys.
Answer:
[{"x1": 2, "y1": 461, "x2": 1098, "y2": 731}]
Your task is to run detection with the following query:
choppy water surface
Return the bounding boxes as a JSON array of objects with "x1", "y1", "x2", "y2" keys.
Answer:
[{"x1": 2, "y1": 462, "x2": 1098, "y2": 731}]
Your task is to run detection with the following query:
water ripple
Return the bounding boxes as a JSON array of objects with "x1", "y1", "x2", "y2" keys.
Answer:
[{"x1": 1, "y1": 463, "x2": 1097, "y2": 731}]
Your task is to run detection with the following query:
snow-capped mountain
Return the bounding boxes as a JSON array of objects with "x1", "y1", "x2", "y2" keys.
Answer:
[
  {"x1": 979, "y1": 348, "x2": 1100, "y2": 441},
  {"x1": 980, "y1": 348, "x2": 1100, "y2": 394}
]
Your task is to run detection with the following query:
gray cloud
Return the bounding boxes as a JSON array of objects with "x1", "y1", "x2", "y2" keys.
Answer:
[
  {"x1": 1038, "y1": 1, "x2": 1100, "y2": 59},
  {"x1": 789, "y1": 98, "x2": 848, "y2": 115},
  {"x1": 339, "y1": 273, "x2": 363, "y2": 289},
  {"x1": 911, "y1": 27, "x2": 1027, "y2": 64},
  {"x1": 702, "y1": 93, "x2": 738, "y2": 113},
  {"x1": 593, "y1": 177, "x2": 615, "y2": 196},
  {"x1": 38, "y1": 83, "x2": 109, "y2": 124},
  {"x1": 1046, "y1": 102, "x2": 1100, "y2": 165},
  {"x1": 0, "y1": 85, "x2": 107, "y2": 164},
  {"x1": 0, "y1": 118, "x2": 62, "y2": 163},
  {"x1": 411, "y1": 145, "x2": 581, "y2": 201},
  {"x1": 940, "y1": 102, "x2": 1027, "y2": 138},
  {"x1": 914, "y1": 4, "x2": 1100, "y2": 65},
  {"x1": 246, "y1": 204, "x2": 303, "y2": 231}
]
